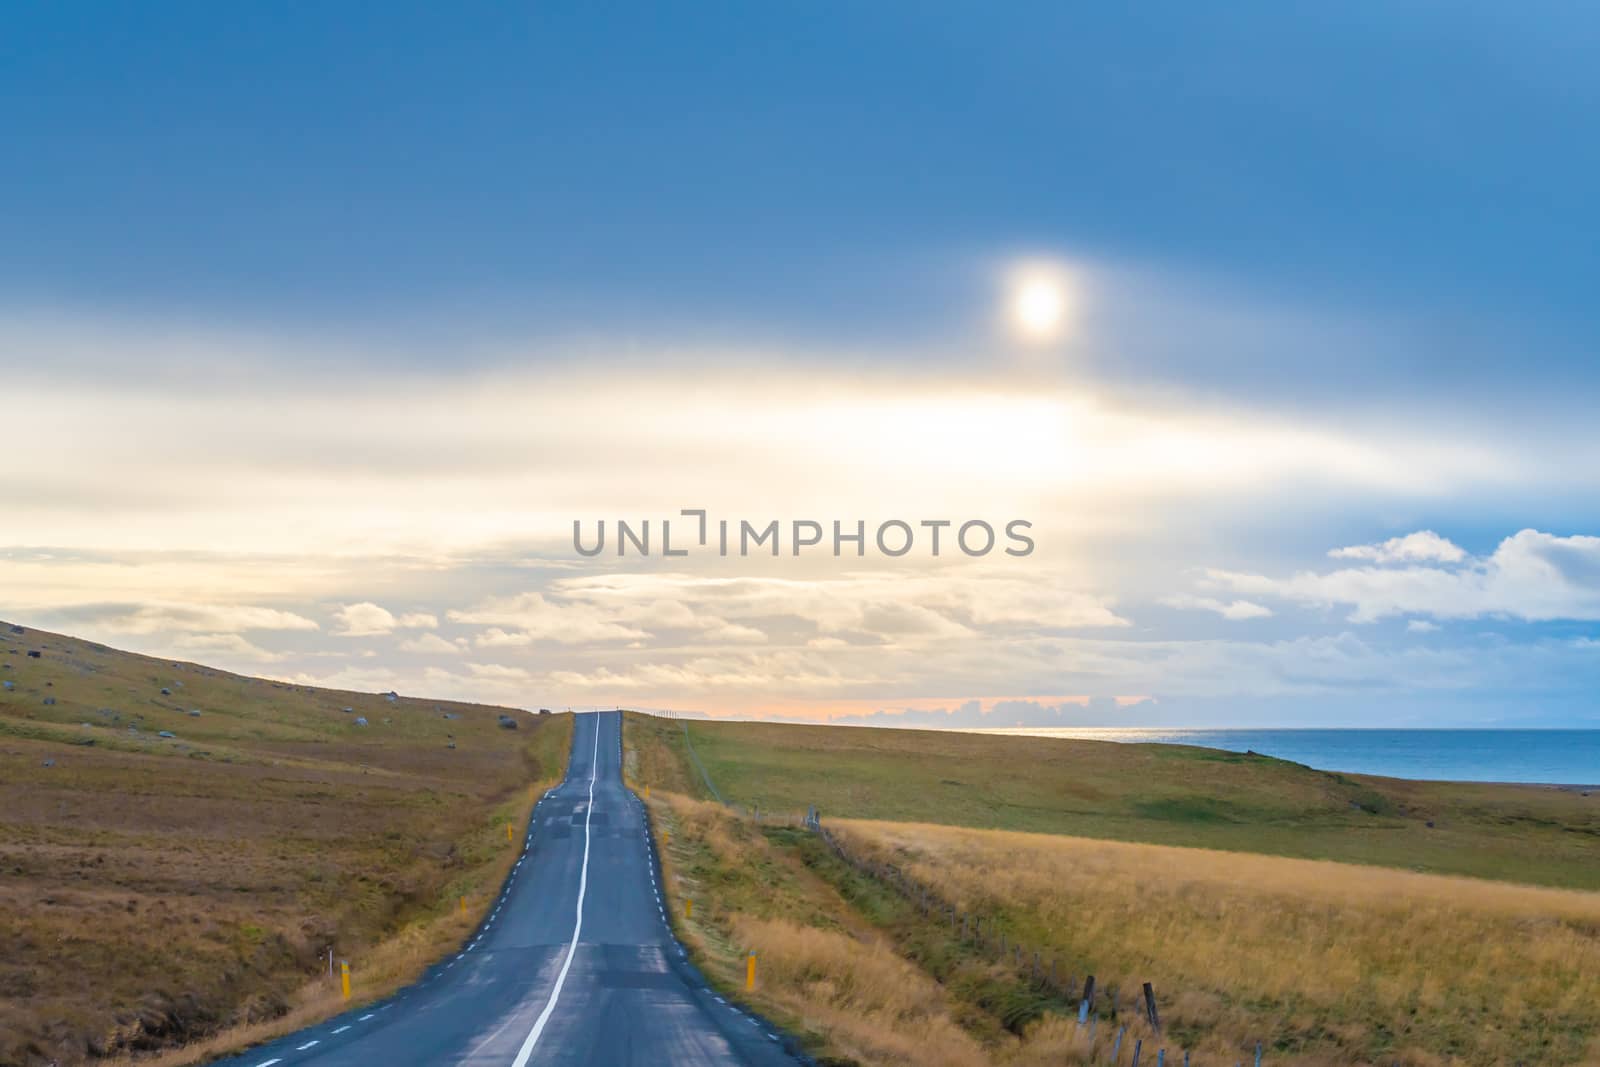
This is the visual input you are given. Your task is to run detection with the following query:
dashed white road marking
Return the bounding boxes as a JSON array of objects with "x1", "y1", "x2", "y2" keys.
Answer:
[
  {"x1": 511, "y1": 714, "x2": 601, "y2": 1067},
  {"x1": 358, "y1": 1013, "x2": 375, "y2": 1021},
  {"x1": 295, "y1": 1039, "x2": 319, "y2": 1050},
  {"x1": 332, "y1": 1025, "x2": 351, "y2": 1034},
  {"x1": 254, "y1": 1059, "x2": 282, "y2": 1066}
]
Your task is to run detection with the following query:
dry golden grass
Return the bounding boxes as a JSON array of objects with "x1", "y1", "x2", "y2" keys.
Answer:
[
  {"x1": 0, "y1": 623, "x2": 571, "y2": 1067},
  {"x1": 838, "y1": 819, "x2": 1600, "y2": 1065},
  {"x1": 650, "y1": 793, "x2": 990, "y2": 1065},
  {"x1": 647, "y1": 792, "x2": 1154, "y2": 1067}
]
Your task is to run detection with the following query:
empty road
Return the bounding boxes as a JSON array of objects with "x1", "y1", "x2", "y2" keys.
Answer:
[{"x1": 215, "y1": 711, "x2": 800, "y2": 1066}]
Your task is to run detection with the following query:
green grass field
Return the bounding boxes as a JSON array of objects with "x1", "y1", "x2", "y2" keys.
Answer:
[
  {"x1": 0, "y1": 623, "x2": 569, "y2": 1067},
  {"x1": 636, "y1": 715, "x2": 1600, "y2": 889}
]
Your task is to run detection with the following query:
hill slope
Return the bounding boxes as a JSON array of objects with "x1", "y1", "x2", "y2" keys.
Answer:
[
  {"x1": 626, "y1": 714, "x2": 1600, "y2": 1065},
  {"x1": 631, "y1": 714, "x2": 1600, "y2": 889},
  {"x1": 0, "y1": 622, "x2": 569, "y2": 1067}
]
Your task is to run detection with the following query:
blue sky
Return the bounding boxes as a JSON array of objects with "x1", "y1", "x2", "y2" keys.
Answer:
[{"x1": 4, "y1": 4, "x2": 1600, "y2": 725}]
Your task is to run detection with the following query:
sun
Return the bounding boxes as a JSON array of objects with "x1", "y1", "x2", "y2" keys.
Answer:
[
  {"x1": 1014, "y1": 278, "x2": 1066, "y2": 336},
  {"x1": 1005, "y1": 264, "x2": 1077, "y2": 344}
]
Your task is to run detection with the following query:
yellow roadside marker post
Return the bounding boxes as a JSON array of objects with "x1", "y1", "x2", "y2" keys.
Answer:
[
  {"x1": 685, "y1": 899, "x2": 693, "y2": 919},
  {"x1": 746, "y1": 952, "x2": 757, "y2": 991},
  {"x1": 459, "y1": 895, "x2": 466, "y2": 916},
  {"x1": 340, "y1": 960, "x2": 351, "y2": 999},
  {"x1": 644, "y1": 786, "x2": 650, "y2": 800},
  {"x1": 506, "y1": 823, "x2": 514, "y2": 843}
]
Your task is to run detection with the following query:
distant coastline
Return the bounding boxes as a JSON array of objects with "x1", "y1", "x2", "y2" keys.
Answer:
[{"x1": 963, "y1": 727, "x2": 1600, "y2": 787}]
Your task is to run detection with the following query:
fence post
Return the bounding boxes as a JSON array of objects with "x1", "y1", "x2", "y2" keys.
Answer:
[
  {"x1": 1112, "y1": 1026, "x2": 1126, "y2": 1063},
  {"x1": 1255, "y1": 1042, "x2": 1263, "y2": 1067},
  {"x1": 1132, "y1": 1038, "x2": 1142, "y2": 1066},
  {"x1": 1080, "y1": 974, "x2": 1096, "y2": 1022},
  {"x1": 1144, "y1": 981, "x2": 1161, "y2": 1032}
]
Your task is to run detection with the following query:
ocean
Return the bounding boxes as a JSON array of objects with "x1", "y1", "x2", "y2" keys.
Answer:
[{"x1": 967, "y1": 728, "x2": 1600, "y2": 785}]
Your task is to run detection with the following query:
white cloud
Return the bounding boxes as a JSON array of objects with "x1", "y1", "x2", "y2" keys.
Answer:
[
  {"x1": 1407, "y1": 620, "x2": 1439, "y2": 633},
  {"x1": 398, "y1": 612, "x2": 439, "y2": 629},
  {"x1": 1209, "y1": 529, "x2": 1600, "y2": 622},
  {"x1": 475, "y1": 626, "x2": 534, "y2": 648},
  {"x1": 1162, "y1": 594, "x2": 1273, "y2": 620},
  {"x1": 548, "y1": 570, "x2": 1127, "y2": 642},
  {"x1": 467, "y1": 662, "x2": 535, "y2": 683},
  {"x1": 71, "y1": 602, "x2": 319, "y2": 635},
  {"x1": 1330, "y1": 531, "x2": 1466, "y2": 564},
  {"x1": 170, "y1": 632, "x2": 284, "y2": 663},
  {"x1": 332, "y1": 602, "x2": 398, "y2": 636},
  {"x1": 449, "y1": 592, "x2": 649, "y2": 645},
  {"x1": 398, "y1": 632, "x2": 463, "y2": 655}
]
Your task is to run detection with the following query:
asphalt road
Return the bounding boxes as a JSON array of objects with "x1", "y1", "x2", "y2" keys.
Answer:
[{"x1": 214, "y1": 711, "x2": 801, "y2": 1066}]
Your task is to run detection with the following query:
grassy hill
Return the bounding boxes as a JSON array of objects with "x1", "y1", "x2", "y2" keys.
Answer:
[
  {"x1": 634, "y1": 714, "x2": 1600, "y2": 889},
  {"x1": 625, "y1": 713, "x2": 1600, "y2": 1066},
  {"x1": 0, "y1": 622, "x2": 569, "y2": 1067}
]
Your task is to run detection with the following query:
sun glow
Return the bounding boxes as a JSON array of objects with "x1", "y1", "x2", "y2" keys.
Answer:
[{"x1": 1005, "y1": 263, "x2": 1078, "y2": 344}]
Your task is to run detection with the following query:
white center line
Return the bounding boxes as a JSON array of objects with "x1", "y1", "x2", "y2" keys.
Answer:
[
  {"x1": 254, "y1": 1059, "x2": 282, "y2": 1066},
  {"x1": 511, "y1": 713, "x2": 602, "y2": 1067},
  {"x1": 295, "y1": 1039, "x2": 319, "y2": 1050},
  {"x1": 358, "y1": 1013, "x2": 375, "y2": 1021},
  {"x1": 332, "y1": 1025, "x2": 351, "y2": 1034}
]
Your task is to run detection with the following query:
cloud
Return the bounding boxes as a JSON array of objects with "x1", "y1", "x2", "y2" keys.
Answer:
[
  {"x1": 11, "y1": 311, "x2": 1595, "y2": 570},
  {"x1": 332, "y1": 602, "x2": 399, "y2": 636},
  {"x1": 1208, "y1": 529, "x2": 1600, "y2": 622},
  {"x1": 170, "y1": 632, "x2": 284, "y2": 663},
  {"x1": 1330, "y1": 531, "x2": 1466, "y2": 564},
  {"x1": 449, "y1": 593, "x2": 649, "y2": 645},
  {"x1": 806, "y1": 636, "x2": 850, "y2": 650},
  {"x1": 475, "y1": 627, "x2": 534, "y2": 648},
  {"x1": 547, "y1": 570, "x2": 1127, "y2": 643},
  {"x1": 466, "y1": 662, "x2": 535, "y2": 682},
  {"x1": 57, "y1": 602, "x2": 319, "y2": 635},
  {"x1": 1407, "y1": 620, "x2": 1439, "y2": 633},
  {"x1": 331, "y1": 603, "x2": 439, "y2": 636},
  {"x1": 1162, "y1": 594, "x2": 1273, "y2": 620},
  {"x1": 398, "y1": 632, "x2": 463, "y2": 655}
]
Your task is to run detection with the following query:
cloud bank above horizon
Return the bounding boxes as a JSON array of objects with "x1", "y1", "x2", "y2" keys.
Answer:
[{"x1": 4, "y1": 301, "x2": 1600, "y2": 727}]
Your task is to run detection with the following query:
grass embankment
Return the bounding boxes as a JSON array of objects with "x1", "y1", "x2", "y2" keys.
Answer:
[
  {"x1": 0, "y1": 623, "x2": 571, "y2": 1067},
  {"x1": 625, "y1": 713, "x2": 1600, "y2": 1066},
  {"x1": 642, "y1": 792, "x2": 1083, "y2": 1067},
  {"x1": 670, "y1": 717, "x2": 1600, "y2": 890},
  {"x1": 839, "y1": 820, "x2": 1600, "y2": 1066}
]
